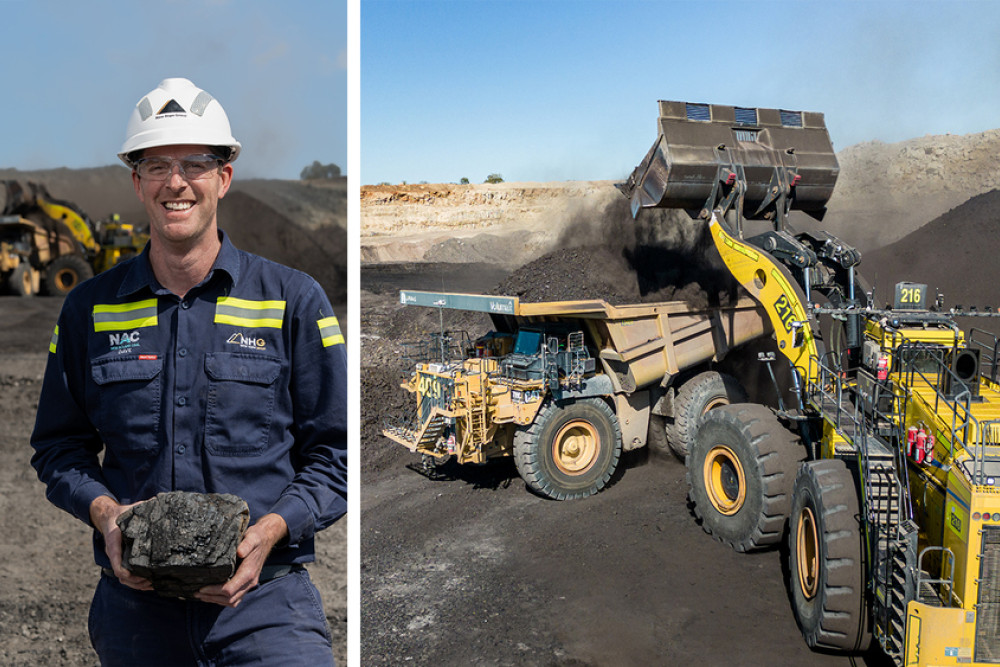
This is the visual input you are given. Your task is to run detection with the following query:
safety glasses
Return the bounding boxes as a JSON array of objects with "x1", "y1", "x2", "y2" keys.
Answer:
[{"x1": 134, "y1": 154, "x2": 224, "y2": 181}]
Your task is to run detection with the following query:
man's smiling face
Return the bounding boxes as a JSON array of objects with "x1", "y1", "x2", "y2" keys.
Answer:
[{"x1": 132, "y1": 144, "x2": 233, "y2": 249}]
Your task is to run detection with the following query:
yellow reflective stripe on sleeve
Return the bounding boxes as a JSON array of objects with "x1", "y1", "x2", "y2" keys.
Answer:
[
  {"x1": 214, "y1": 297, "x2": 286, "y2": 328},
  {"x1": 318, "y1": 316, "x2": 344, "y2": 347},
  {"x1": 93, "y1": 298, "x2": 159, "y2": 332},
  {"x1": 49, "y1": 325, "x2": 58, "y2": 353}
]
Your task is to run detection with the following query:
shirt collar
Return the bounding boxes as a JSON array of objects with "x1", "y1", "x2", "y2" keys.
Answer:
[{"x1": 117, "y1": 229, "x2": 242, "y2": 298}]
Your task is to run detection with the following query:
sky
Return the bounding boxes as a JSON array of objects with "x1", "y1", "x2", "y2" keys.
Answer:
[
  {"x1": 1, "y1": 0, "x2": 347, "y2": 180},
  {"x1": 362, "y1": 0, "x2": 1000, "y2": 185}
]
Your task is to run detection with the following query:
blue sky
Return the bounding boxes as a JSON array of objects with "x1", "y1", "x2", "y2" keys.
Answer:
[
  {"x1": 362, "y1": 0, "x2": 1000, "y2": 185},
  {"x1": 1, "y1": 0, "x2": 347, "y2": 180}
]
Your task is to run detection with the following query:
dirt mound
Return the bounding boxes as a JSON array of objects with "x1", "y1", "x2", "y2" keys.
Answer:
[
  {"x1": 864, "y1": 189, "x2": 1000, "y2": 313},
  {"x1": 0, "y1": 166, "x2": 146, "y2": 224},
  {"x1": 219, "y1": 191, "x2": 347, "y2": 307},
  {"x1": 233, "y1": 178, "x2": 346, "y2": 231},
  {"x1": 361, "y1": 357, "x2": 414, "y2": 483}
]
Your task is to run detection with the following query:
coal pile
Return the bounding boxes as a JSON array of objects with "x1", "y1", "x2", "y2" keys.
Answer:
[
  {"x1": 361, "y1": 361, "x2": 418, "y2": 483},
  {"x1": 491, "y1": 196, "x2": 739, "y2": 306},
  {"x1": 219, "y1": 191, "x2": 347, "y2": 307},
  {"x1": 863, "y1": 189, "x2": 1000, "y2": 314},
  {"x1": 118, "y1": 491, "x2": 250, "y2": 598}
]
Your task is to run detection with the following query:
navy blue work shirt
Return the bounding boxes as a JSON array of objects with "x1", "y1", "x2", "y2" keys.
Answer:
[{"x1": 30, "y1": 231, "x2": 347, "y2": 568}]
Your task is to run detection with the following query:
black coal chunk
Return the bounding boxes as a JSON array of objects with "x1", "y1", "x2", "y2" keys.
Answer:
[{"x1": 117, "y1": 491, "x2": 250, "y2": 599}]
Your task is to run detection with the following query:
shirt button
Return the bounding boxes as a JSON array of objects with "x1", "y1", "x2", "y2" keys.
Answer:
[
  {"x1": 178, "y1": 348, "x2": 187, "y2": 357},
  {"x1": 180, "y1": 301, "x2": 191, "y2": 310},
  {"x1": 177, "y1": 396, "x2": 187, "y2": 407},
  {"x1": 176, "y1": 445, "x2": 186, "y2": 454}
]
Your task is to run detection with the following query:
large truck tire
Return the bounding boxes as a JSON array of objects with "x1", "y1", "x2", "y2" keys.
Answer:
[
  {"x1": 44, "y1": 255, "x2": 93, "y2": 296},
  {"x1": 789, "y1": 459, "x2": 872, "y2": 653},
  {"x1": 646, "y1": 414, "x2": 671, "y2": 457},
  {"x1": 666, "y1": 371, "x2": 748, "y2": 458},
  {"x1": 513, "y1": 398, "x2": 622, "y2": 501},
  {"x1": 9, "y1": 262, "x2": 36, "y2": 297},
  {"x1": 686, "y1": 403, "x2": 803, "y2": 551}
]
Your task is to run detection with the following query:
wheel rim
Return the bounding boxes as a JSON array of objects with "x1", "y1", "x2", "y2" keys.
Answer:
[
  {"x1": 702, "y1": 397, "x2": 730, "y2": 415},
  {"x1": 552, "y1": 419, "x2": 599, "y2": 475},
  {"x1": 703, "y1": 445, "x2": 746, "y2": 515},
  {"x1": 55, "y1": 268, "x2": 79, "y2": 291},
  {"x1": 796, "y1": 506, "x2": 820, "y2": 599}
]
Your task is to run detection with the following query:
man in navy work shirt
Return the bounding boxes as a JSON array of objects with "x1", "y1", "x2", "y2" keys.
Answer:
[{"x1": 30, "y1": 78, "x2": 347, "y2": 665}]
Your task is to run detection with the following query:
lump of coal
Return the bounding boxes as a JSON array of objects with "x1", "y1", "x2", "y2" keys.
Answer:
[{"x1": 117, "y1": 491, "x2": 250, "y2": 599}]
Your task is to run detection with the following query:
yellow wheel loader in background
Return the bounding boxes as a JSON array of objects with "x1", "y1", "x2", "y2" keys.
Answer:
[{"x1": 0, "y1": 180, "x2": 147, "y2": 296}]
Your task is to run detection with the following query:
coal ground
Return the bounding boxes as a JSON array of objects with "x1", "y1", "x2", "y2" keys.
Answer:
[
  {"x1": 360, "y1": 226, "x2": 893, "y2": 665},
  {"x1": 0, "y1": 180, "x2": 347, "y2": 664}
]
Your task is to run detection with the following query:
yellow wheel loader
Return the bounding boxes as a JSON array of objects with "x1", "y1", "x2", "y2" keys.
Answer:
[
  {"x1": 619, "y1": 100, "x2": 1000, "y2": 666},
  {"x1": 0, "y1": 180, "x2": 147, "y2": 296}
]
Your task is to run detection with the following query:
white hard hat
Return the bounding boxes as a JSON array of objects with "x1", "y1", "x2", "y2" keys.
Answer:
[{"x1": 118, "y1": 78, "x2": 241, "y2": 166}]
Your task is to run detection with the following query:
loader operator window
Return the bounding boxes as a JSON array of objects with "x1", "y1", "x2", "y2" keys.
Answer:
[{"x1": 513, "y1": 330, "x2": 543, "y2": 356}]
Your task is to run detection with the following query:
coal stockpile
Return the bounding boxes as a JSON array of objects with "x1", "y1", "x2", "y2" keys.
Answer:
[
  {"x1": 219, "y1": 191, "x2": 348, "y2": 307},
  {"x1": 491, "y1": 197, "x2": 739, "y2": 307},
  {"x1": 361, "y1": 361, "x2": 416, "y2": 483},
  {"x1": 864, "y1": 189, "x2": 1000, "y2": 315}
]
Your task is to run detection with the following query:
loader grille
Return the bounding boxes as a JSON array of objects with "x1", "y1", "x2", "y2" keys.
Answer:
[{"x1": 976, "y1": 527, "x2": 1000, "y2": 663}]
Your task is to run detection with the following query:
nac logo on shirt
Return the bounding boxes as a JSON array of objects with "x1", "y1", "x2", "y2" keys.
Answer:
[
  {"x1": 109, "y1": 331, "x2": 141, "y2": 354},
  {"x1": 227, "y1": 332, "x2": 267, "y2": 351}
]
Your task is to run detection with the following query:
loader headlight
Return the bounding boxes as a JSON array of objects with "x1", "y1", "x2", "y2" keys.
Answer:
[{"x1": 989, "y1": 476, "x2": 996, "y2": 486}]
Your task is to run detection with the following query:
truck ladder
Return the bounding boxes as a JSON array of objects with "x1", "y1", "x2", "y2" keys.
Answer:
[
  {"x1": 384, "y1": 410, "x2": 448, "y2": 451},
  {"x1": 467, "y1": 376, "x2": 490, "y2": 448}
]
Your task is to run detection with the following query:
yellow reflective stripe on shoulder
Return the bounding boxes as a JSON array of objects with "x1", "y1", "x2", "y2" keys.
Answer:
[
  {"x1": 49, "y1": 325, "x2": 58, "y2": 353},
  {"x1": 214, "y1": 297, "x2": 286, "y2": 328},
  {"x1": 93, "y1": 298, "x2": 159, "y2": 332},
  {"x1": 318, "y1": 316, "x2": 344, "y2": 347}
]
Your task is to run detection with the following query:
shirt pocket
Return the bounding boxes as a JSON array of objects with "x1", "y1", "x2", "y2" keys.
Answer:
[
  {"x1": 91, "y1": 356, "x2": 163, "y2": 453},
  {"x1": 204, "y1": 352, "x2": 283, "y2": 456}
]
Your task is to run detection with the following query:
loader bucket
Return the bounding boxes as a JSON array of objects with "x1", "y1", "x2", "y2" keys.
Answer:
[{"x1": 618, "y1": 101, "x2": 839, "y2": 222}]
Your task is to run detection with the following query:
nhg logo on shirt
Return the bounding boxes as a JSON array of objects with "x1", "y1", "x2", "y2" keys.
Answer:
[
  {"x1": 109, "y1": 331, "x2": 141, "y2": 354},
  {"x1": 227, "y1": 332, "x2": 267, "y2": 351}
]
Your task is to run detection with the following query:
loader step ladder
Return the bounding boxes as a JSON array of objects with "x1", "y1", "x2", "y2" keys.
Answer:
[{"x1": 862, "y1": 387, "x2": 916, "y2": 666}]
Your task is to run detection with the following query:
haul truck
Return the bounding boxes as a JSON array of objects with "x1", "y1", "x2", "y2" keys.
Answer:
[
  {"x1": 384, "y1": 291, "x2": 770, "y2": 500},
  {"x1": 617, "y1": 101, "x2": 1000, "y2": 666}
]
